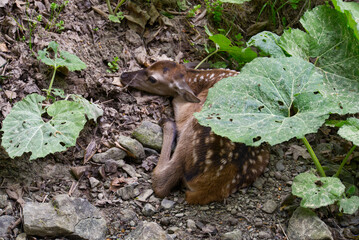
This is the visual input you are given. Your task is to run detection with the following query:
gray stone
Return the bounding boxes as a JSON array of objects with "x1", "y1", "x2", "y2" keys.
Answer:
[
  {"x1": 0, "y1": 215, "x2": 15, "y2": 237},
  {"x1": 262, "y1": 199, "x2": 277, "y2": 213},
  {"x1": 186, "y1": 219, "x2": 197, "y2": 230},
  {"x1": 142, "y1": 203, "x2": 156, "y2": 217},
  {"x1": 275, "y1": 160, "x2": 285, "y2": 171},
  {"x1": 119, "y1": 209, "x2": 138, "y2": 223},
  {"x1": 117, "y1": 135, "x2": 145, "y2": 160},
  {"x1": 89, "y1": 177, "x2": 100, "y2": 188},
  {"x1": 132, "y1": 121, "x2": 163, "y2": 151},
  {"x1": 222, "y1": 229, "x2": 243, "y2": 240},
  {"x1": 161, "y1": 198, "x2": 175, "y2": 209},
  {"x1": 0, "y1": 192, "x2": 9, "y2": 208},
  {"x1": 125, "y1": 221, "x2": 172, "y2": 240},
  {"x1": 137, "y1": 189, "x2": 154, "y2": 202},
  {"x1": 16, "y1": 233, "x2": 27, "y2": 240},
  {"x1": 92, "y1": 147, "x2": 126, "y2": 163},
  {"x1": 117, "y1": 185, "x2": 139, "y2": 200},
  {"x1": 258, "y1": 231, "x2": 272, "y2": 238},
  {"x1": 253, "y1": 177, "x2": 266, "y2": 190},
  {"x1": 122, "y1": 164, "x2": 138, "y2": 178},
  {"x1": 287, "y1": 207, "x2": 333, "y2": 240},
  {"x1": 23, "y1": 194, "x2": 106, "y2": 240}
]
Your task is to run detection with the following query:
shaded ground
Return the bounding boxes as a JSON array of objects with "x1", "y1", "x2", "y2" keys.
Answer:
[{"x1": 0, "y1": 0, "x2": 358, "y2": 239}]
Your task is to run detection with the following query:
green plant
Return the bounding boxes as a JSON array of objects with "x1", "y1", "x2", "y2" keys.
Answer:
[
  {"x1": 46, "y1": 1, "x2": 69, "y2": 32},
  {"x1": 107, "y1": 56, "x2": 120, "y2": 73},
  {"x1": 1, "y1": 41, "x2": 103, "y2": 161},
  {"x1": 198, "y1": 27, "x2": 257, "y2": 68},
  {"x1": 106, "y1": 0, "x2": 126, "y2": 23},
  {"x1": 205, "y1": 0, "x2": 223, "y2": 24},
  {"x1": 195, "y1": 2, "x2": 359, "y2": 214},
  {"x1": 187, "y1": 4, "x2": 201, "y2": 18}
]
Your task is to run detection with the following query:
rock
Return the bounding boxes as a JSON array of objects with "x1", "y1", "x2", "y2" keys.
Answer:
[
  {"x1": 92, "y1": 147, "x2": 126, "y2": 163},
  {"x1": 132, "y1": 121, "x2": 163, "y2": 151},
  {"x1": 117, "y1": 135, "x2": 146, "y2": 161},
  {"x1": 222, "y1": 229, "x2": 243, "y2": 240},
  {"x1": 275, "y1": 160, "x2": 285, "y2": 171},
  {"x1": 0, "y1": 215, "x2": 15, "y2": 237},
  {"x1": 117, "y1": 185, "x2": 139, "y2": 200},
  {"x1": 253, "y1": 177, "x2": 266, "y2": 190},
  {"x1": 137, "y1": 189, "x2": 154, "y2": 202},
  {"x1": 258, "y1": 231, "x2": 272, "y2": 238},
  {"x1": 70, "y1": 166, "x2": 91, "y2": 180},
  {"x1": 287, "y1": 207, "x2": 333, "y2": 240},
  {"x1": 89, "y1": 177, "x2": 100, "y2": 188},
  {"x1": 142, "y1": 203, "x2": 156, "y2": 217},
  {"x1": 122, "y1": 164, "x2": 138, "y2": 178},
  {"x1": 262, "y1": 199, "x2": 277, "y2": 213},
  {"x1": 23, "y1": 194, "x2": 106, "y2": 240},
  {"x1": 0, "y1": 192, "x2": 9, "y2": 208},
  {"x1": 161, "y1": 198, "x2": 175, "y2": 209},
  {"x1": 119, "y1": 209, "x2": 138, "y2": 223},
  {"x1": 186, "y1": 219, "x2": 197, "y2": 230},
  {"x1": 16, "y1": 233, "x2": 27, "y2": 240},
  {"x1": 125, "y1": 221, "x2": 172, "y2": 240}
]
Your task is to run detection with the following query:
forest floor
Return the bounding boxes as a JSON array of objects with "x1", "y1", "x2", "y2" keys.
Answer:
[{"x1": 0, "y1": 0, "x2": 358, "y2": 239}]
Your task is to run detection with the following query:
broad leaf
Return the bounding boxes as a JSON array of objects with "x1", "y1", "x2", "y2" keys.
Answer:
[
  {"x1": 292, "y1": 172, "x2": 345, "y2": 209},
  {"x1": 339, "y1": 196, "x2": 359, "y2": 214},
  {"x1": 332, "y1": 0, "x2": 359, "y2": 40},
  {"x1": 336, "y1": 117, "x2": 359, "y2": 146},
  {"x1": 1, "y1": 94, "x2": 86, "y2": 160},
  {"x1": 248, "y1": 31, "x2": 286, "y2": 58},
  {"x1": 281, "y1": 6, "x2": 359, "y2": 114},
  {"x1": 70, "y1": 94, "x2": 103, "y2": 121},
  {"x1": 195, "y1": 57, "x2": 331, "y2": 146}
]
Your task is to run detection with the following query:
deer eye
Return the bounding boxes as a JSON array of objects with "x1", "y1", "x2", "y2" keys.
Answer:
[{"x1": 148, "y1": 76, "x2": 157, "y2": 83}]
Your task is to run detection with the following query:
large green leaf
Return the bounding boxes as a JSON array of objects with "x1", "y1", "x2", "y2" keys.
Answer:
[
  {"x1": 195, "y1": 57, "x2": 331, "y2": 146},
  {"x1": 292, "y1": 172, "x2": 345, "y2": 209},
  {"x1": 339, "y1": 196, "x2": 359, "y2": 214},
  {"x1": 332, "y1": 0, "x2": 359, "y2": 40},
  {"x1": 280, "y1": 6, "x2": 359, "y2": 114},
  {"x1": 1, "y1": 94, "x2": 86, "y2": 160},
  {"x1": 335, "y1": 117, "x2": 359, "y2": 146},
  {"x1": 69, "y1": 94, "x2": 103, "y2": 121},
  {"x1": 247, "y1": 31, "x2": 286, "y2": 58}
]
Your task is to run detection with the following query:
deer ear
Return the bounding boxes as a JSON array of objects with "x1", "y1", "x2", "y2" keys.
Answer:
[{"x1": 176, "y1": 82, "x2": 201, "y2": 103}]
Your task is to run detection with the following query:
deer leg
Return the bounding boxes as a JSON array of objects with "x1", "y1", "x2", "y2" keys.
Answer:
[{"x1": 152, "y1": 120, "x2": 183, "y2": 197}]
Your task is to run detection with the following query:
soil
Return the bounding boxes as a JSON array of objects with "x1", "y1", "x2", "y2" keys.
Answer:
[{"x1": 0, "y1": 0, "x2": 358, "y2": 239}]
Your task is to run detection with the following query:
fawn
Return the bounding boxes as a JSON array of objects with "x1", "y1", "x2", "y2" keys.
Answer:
[{"x1": 120, "y1": 61, "x2": 269, "y2": 204}]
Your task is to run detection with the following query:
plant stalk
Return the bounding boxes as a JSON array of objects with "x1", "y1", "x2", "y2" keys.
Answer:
[
  {"x1": 47, "y1": 67, "x2": 57, "y2": 98},
  {"x1": 334, "y1": 145, "x2": 356, "y2": 177},
  {"x1": 301, "y1": 137, "x2": 326, "y2": 177},
  {"x1": 106, "y1": 0, "x2": 114, "y2": 15},
  {"x1": 114, "y1": 0, "x2": 126, "y2": 14},
  {"x1": 195, "y1": 49, "x2": 219, "y2": 69}
]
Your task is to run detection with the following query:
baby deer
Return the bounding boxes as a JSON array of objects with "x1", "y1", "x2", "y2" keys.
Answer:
[{"x1": 120, "y1": 61, "x2": 269, "y2": 204}]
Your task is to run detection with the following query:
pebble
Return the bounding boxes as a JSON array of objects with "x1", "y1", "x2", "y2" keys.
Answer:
[
  {"x1": 275, "y1": 160, "x2": 285, "y2": 171},
  {"x1": 258, "y1": 231, "x2": 272, "y2": 238},
  {"x1": 142, "y1": 203, "x2": 156, "y2": 217},
  {"x1": 160, "y1": 217, "x2": 171, "y2": 226},
  {"x1": 89, "y1": 177, "x2": 100, "y2": 188},
  {"x1": 161, "y1": 199, "x2": 175, "y2": 209},
  {"x1": 222, "y1": 229, "x2": 243, "y2": 240},
  {"x1": 262, "y1": 199, "x2": 278, "y2": 213},
  {"x1": 137, "y1": 189, "x2": 154, "y2": 202},
  {"x1": 187, "y1": 219, "x2": 197, "y2": 230}
]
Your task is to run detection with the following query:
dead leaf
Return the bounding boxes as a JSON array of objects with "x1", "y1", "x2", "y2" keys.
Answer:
[
  {"x1": 5, "y1": 90, "x2": 16, "y2": 99},
  {"x1": 84, "y1": 139, "x2": 97, "y2": 164},
  {"x1": 0, "y1": 42, "x2": 9, "y2": 52},
  {"x1": 109, "y1": 176, "x2": 138, "y2": 191},
  {"x1": 285, "y1": 145, "x2": 311, "y2": 160}
]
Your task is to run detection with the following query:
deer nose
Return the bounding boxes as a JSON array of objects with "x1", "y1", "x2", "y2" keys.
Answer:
[{"x1": 121, "y1": 72, "x2": 130, "y2": 80}]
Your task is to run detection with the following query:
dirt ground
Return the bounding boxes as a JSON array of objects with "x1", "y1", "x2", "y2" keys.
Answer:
[{"x1": 0, "y1": 0, "x2": 358, "y2": 239}]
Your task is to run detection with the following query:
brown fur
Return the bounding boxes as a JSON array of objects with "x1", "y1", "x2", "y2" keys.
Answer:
[{"x1": 120, "y1": 61, "x2": 269, "y2": 204}]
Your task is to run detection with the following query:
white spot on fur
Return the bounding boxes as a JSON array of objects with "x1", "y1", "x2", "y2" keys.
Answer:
[
  {"x1": 249, "y1": 159, "x2": 255, "y2": 164},
  {"x1": 252, "y1": 169, "x2": 258, "y2": 174}
]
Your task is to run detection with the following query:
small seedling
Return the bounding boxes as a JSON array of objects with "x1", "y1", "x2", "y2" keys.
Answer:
[
  {"x1": 106, "y1": 0, "x2": 126, "y2": 23},
  {"x1": 37, "y1": 41, "x2": 87, "y2": 98},
  {"x1": 107, "y1": 56, "x2": 120, "y2": 73},
  {"x1": 46, "y1": 0, "x2": 69, "y2": 31},
  {"x1": 187, "y1": 4, "x2": 201, "y2": 18}
]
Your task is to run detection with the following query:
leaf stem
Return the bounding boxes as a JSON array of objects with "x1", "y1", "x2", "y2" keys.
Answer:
[
  {"x1": 47, "y1": 67, "x2": 57, "y2": 99},
  {"x1": 114, "y1": 0, "x2": 126, "y2": 14},
  {"x1": 106, "y1": 0, "x2": 114, "y2": 15},
  {"x1": 301, "y1": 137, "x2": 326, "y2": 177},
  {"x1": 334, "y1": 145, "x2": 356, "y2": 177},
  {"x1": 195, "y1": 49, "x2": 219, "y2": 69}
]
